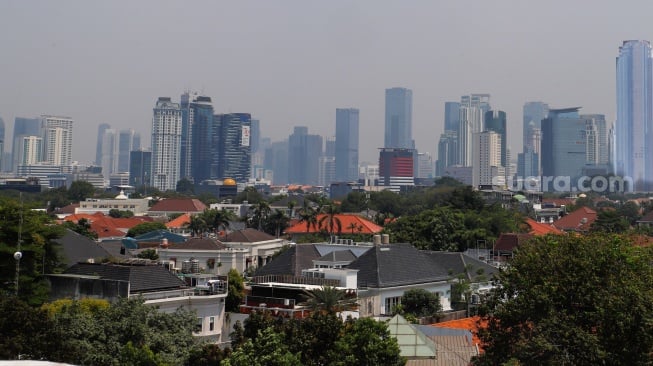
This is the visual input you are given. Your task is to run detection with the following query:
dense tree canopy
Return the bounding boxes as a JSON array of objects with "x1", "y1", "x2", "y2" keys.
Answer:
[
  {"x1": 68, "y1": 180, "x2": 96, "y2": 202},
  {"x1": 226, "y1": 268, "x2": 245, "y2": 312},
  {"x1": 398, "y1": 288, "x2": 443, "y2": 319},
  {"x1": 126, "y1": 222, "x2": 167, "y2": 237},
  {"x1": 474, "y1": 234, "x2": 653, "y2": 366},
  {"x1": 0, "y1": 198, "x2": 66, "y2": 304}
]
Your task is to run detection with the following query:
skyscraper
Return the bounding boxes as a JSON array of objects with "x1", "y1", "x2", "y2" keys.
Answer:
[
  {"x1": 444, "y1": 102, "x2": 461, "y2": 132},
  {"x1": 522, "y1": 102, "x2": 549, "y2": 152},
  {"x1": 99, "y1": 128, "x2": 116, "y2": 176},
  {"x1": 151, "y1": 97, "x2": 182, "y2": 191},
  {"x1": 472, "y1": 131, "x2": 504, "y2": 188},
  {"x1": 616, "y1": 40, "x2": 653, "y2": 191},
  {"x1": 384, "y1": 88, "x2": 413, "y2": 149},
  {"x1": 0, "y1": 117, "x2": 4, "y2": 172},
  {"x1": 379, "y1": 148, "x2": 414, "y2": 192},
  {"x1": 129, "y1": 149, "x2": 152, "y2": 187},
  {"x1": 435, "y1": 131, "x2": 457, "y2": 177},
  {"x1": 12, "y1": 117, "x2": 41, "y2": 172},
  {"x1": 335, "y1": 108, "x2": 360, "y2": 182},
  {"x1": 288, "y1": 126, "x2": 323, "y2": 185},
  {"x1": 215, "y1": 113, "x2": 252, "y2": 183},
  {"x1": 484, "y1": 110, "x2": 507, "y2": 167},
  {"x1": 186, "y1": 95, "x2": 214, "y2": 183},
  {"x1": 250, "y1": 119, "x2": 261, "y2": 154},
  {"x1": 457, "y1": 94, "x2": 490, "y2": 166},
  {"x1": 117, "y1": 129, "x2": 135, "y2": 173},
  {"x1": 41, "y1": 115, "x2": 73, "y2": 168},
  {"x1": 95, "y1": 123, "x2": 110, "y2": 166}
]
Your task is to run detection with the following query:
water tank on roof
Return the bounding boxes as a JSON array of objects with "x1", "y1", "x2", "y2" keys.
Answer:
[
  {"x1": 373, "y1": 235, "x2": 381, "y2": 245},
  {"x1": 191, "y1": 259, "x2": 200, "y2": 273},
  {"x1": 181, "y1": 260, "x2": 192, "y2": 274},
  {"x1": 381, "y1": 234, "x2": 390, "y2": 244}
]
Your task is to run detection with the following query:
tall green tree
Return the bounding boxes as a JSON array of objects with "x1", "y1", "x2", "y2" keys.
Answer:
[
  {"x1": 68, "y1": 180, "x2": 96, "y2": 202},
  {"x1": 0, "y1": 198, "x2": 66, "y2": 304},
  {"x1": 185, "y1": 214, "x2": 208, "y2": 237},
  {"x1": 319, "y1": 204, "x2": 342, "y2": 239},
  {"x1": 330, "y1": 317, "x2": 405, "y2": 366},
  {"x1": 297, "y1": 201, "x2": 318, "y2": 233},
  {"x1": 226, "y1": 268, "x2": 245, "y2": 312},
  {"x1": 399, "y1": 288, "x2": 443, "y2": 318},
  {"x1": 302, "y1": 286, "x2": 357, "y2": 314},
  {"x1": 126, "y1": 222, "x2": 167, "y2": 237},
  {"x1": 473, "y1": 234, "x2": 653, "y2": 366},
  {"x1": 222, "y1": 327, "x2": 301, "y2": 366}
]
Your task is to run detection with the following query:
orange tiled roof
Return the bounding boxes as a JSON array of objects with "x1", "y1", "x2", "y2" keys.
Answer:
[
  {"x1": 552, "y1": 206, "x2": 597, "y2": 232},
  {"x1": 525, "y1": 218, "x2": 563, "y2": 235},
  {"x1": 166, "y1": 213, "x2": 191, "y2": 229},
  {"x1": 285, "y1": 213, "x2": 382, "y2": 234},
  {"x1": 430, "y1": 316, "x2": 487, "y2": 351},
  {"x1": 63, "y1": 214, "x2": 152, "y2": 239}
]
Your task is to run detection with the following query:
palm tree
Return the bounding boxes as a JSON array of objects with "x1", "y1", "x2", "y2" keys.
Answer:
[
  {"x1": 252, "y1": 200, "x2": 271, "y2": 230},
  {"x1": 302, "y1": 286, "x2": 358, "y2": 314},
  {"x1": 185, "y1": 214, "x2": 208, "y2": 237},
  {"x1": 347, "y1": 222, "x2": 358, "y2": 234},
  {"x1": 319, "y1": 204, "x2": 342, "y2": 241},
  {"x1": 203, "y1": 208, "x2": 236, "y2": 236},
  {"x1": 268, "y1": 209, "x2": 290, "y2": 238},
  {"x1": 298, "y1": 200, "x2": 318, "y2": 233}
]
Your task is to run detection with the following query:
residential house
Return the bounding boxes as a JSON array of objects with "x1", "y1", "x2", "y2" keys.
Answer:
[
  {"x1": 62, "y1": 213, "x2": 153, "y2": 241},
  {"x1": 284, "y1": 213, "x2": 383, "y2": 240},
  {"x1": 48, "y1": 261, "x2": 228, "y2": 342},
  {"x1": 221, "y1": 228, "x2": 288, "y2": 270},
  {"x1": 55, "y1": 229, "x2": 113, "y2": 267},
  {"x1": 157, "y1": 237, "x2": 249, "y2": 275},
  {"x1": 76, "y1": 191, "x2": 150, "y2": 216},
  {"x1": 552, "y1": 206, "x2": 597, "y2": 233},
  {"x1": 148, "y1": 198, "x2": 207, "y2": 217}
]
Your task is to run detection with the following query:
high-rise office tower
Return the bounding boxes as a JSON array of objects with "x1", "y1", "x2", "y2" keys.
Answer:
[
  {"x1": 215, "y1": 113, "x2": 252, "y2": 183},
  {"x1": 0, "y1": 117, "x2": 4, "y2": 172},
  {"x1": 335, "y1": 108, "x2": 360, "y2": 182},
  {"x1": 379, "y1": 148, "x2": 415, "y2": 192},
  {"x1": 265, "y1": 140, "x2": 288, "y2": 185},
  {"x1": 318, "y1": 156, "x2": 336, "y2": 187},
  {"x1": 416, "y1": 152, "x2": 434, "y2": 179},
  {"x1": 250, "y1": 119, "x2": 260, "y2": 154},
  {"x1": 435, "y1": 131, "x2": 458, "y2": 177},
  {"x1": 99, "y1": 128, "x2": 116, "y2": 176},
  {"x1": 541, "y1": 108, "x2": 610, "y2": 190},
  {"x1": 325, "y1": 136, "x2": 336, "y2": 157},
  {"x1": 12, "y1": 117, "x2": 41, "y2": 172},
  {"x1": 484, "y1": 110, "x2": 507, "y2": 168},
  {"x1": 117, "y1": 129, "x2": 135, "y2": 173},
  {"x1": 132, "y1": 133, "x2": 141, "y2": 151},
  {"x1": 523, "y1": 102, "x2": 549, "y2": 152},
  {"x1": 472, "y1": 131, "x2": 504, "y2": 188},
  {"x1": 458, "y1": 94, "x2": 490, "y2": 166},
  {"x1": 95, "y1": 123, "x2": 110, "y2": 166},
  {"x1": 616, "y1": 40, "x2": 653, "y2": 191},
  {"x1": 129, "y1": 149, "x2": 152, "y2": 187},
  {"x1": 444, "y1": 102, "x2": 461, "y2": 132},
  {"x1": 184, "y1": 95, "x2": 214, "y2": 183},
  {"x1": 288, "y1": 126, "x2": 323, "y2": 185},
  {"x1": 384, "y1": 88, "x2": 413, "y2": 149},
  {"x1": 41, "y1": 115, "x2": 73, "y2": 168},
  {"x1": 151, "y1": 97, "x2": 182, "y2": 191}
]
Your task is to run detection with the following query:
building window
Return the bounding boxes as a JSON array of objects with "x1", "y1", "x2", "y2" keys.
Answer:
[
  {"x1": 384, "y1": 296, "x2": 401, "y2": 315},
  {"x1": 195, "y1": 317, "x2": 203, "y2": 333},
  {"x1": 209, "y1": 316, "x2": 215, "y2": 331}
]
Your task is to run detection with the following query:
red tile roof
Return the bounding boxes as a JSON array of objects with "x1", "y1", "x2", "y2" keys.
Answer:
[
  {"x1": 525, "y1": 218, "x2": 563, "y2": 235},
  {"x1": 63, "y1": 213, "x2": 153, "y2": 239},
  {"x1": 149, "y1": 199, "x2": 207, "y2": 213},
  {"x1": 494, "y1": 233, "x2": 533, "y2": 253},
  {"x1": 552, "y1": 206, "x2": 597, "y2": 232},
  {"x1": 284, "y1": 214, "x2": 382, "y2": 234}
]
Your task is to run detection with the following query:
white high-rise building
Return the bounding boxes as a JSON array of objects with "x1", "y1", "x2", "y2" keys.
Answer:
[
  {"x1": 21, "y1": 136, "x2": 43, "y2": 166},
  {"x1": 100, "y1": 128, "x2": 116, "y2": 177},
  {"x1": 41, "y1": 115, "x2": 73, "y2": 168},
  {"x1": 151, "y1": 97, "x2": 182, "y2": 191},
  {"x1": 457, "y1": 94, "x2": 490, "y2": 167},
  {"x1": 472, "y1": 131, "x2": 504, "y2": 188}
]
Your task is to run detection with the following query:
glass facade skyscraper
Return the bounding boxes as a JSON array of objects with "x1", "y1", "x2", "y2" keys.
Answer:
[
  {"x1": 384, "y1": 87, "x2": 413, "y2": 149},
  {"x1": 215, "y1": 113, "x2": 251, "y2": 183},
  {"x1": 335, "y1": 108, "x2": 359, "y2": 182},
  {"x1": 616, "y1": 40, "x2": 653, "y2": 191}
]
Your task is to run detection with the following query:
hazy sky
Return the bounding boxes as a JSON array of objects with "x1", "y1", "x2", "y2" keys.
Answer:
[{"x1": 1, "y1": 1, "x2": 652, "y2": 164}]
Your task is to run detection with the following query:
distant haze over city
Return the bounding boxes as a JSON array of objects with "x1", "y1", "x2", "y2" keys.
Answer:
[{"x1": 2, "y1": 1, "x2": 653, "y2": 163}]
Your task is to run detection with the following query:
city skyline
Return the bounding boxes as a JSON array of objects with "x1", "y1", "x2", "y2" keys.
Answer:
[{"x1": 3, "y1": 2, "x2": 652, "y2": 165}]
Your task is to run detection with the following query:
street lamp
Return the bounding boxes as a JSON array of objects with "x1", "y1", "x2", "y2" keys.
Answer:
[{"x1": 14, "y1": 251, "x2": 21, "y2": 296}]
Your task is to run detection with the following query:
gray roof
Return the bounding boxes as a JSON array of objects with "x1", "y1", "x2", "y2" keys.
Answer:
[
  {"x1": 314, "y1": 249, "x2": 357, "y2": 263},
  {"x1": 348, "y1": 243, "x2": 452, "y2": 288},
  {"x1": 65, "y1": 262, "x2": 187, "y2": 293},
  {"x1": 254, "y1": 243, "x2": 372, "y2": 277},
  {"x1": 425, "y1": 252, "x2": 499, "y2": 282},
  {"x1": 55, "y1": 229, "x2": 112, "y2": 267}
]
